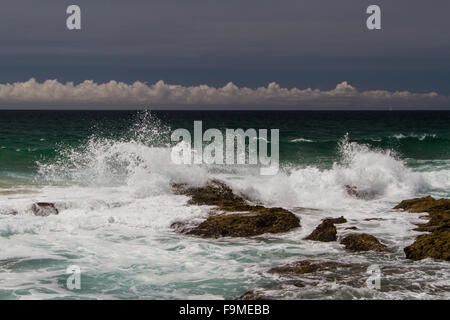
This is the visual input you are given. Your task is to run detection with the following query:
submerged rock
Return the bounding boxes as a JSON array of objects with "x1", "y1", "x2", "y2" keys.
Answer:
[
  {"x1": 304, "y1": 220, "x2": 337, "y2": 242},
  {"x1": 340, "y1": 233, "x2": 388, "y2": 252},
  {"x1": 269, "y1": 259, "x2": 367, "y2": 275},
  {"x1": 345, "y1": 185, "x2": 369, "y2": 199},
  {"x1": 31, "y1": 202, "x2": 59, "y2": 217},
  {"x1": 394, "y1": 196, "x2": 450, "y2": 261},
  {"x1": 172, "y1": 180, "x2": 300, "y2": 238}
]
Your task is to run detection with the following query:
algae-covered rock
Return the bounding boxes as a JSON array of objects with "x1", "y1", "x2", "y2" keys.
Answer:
[
  {"x1": 393, "y1": 196, "x2": 437, "y2": 213},
  {"x1": 340, "y1": 233, "x2": 387, "y2": 252},
  {"x1": 304, "y1": 220, "x2": 337, "y2": 242},
  {"x1": 186, "y1": 208, "x2": 300, "y2": 238},
  {"x1": 172, "y1": 180, "x2": 300, "y2": 238},
  {"x1": 269, "y1": 259, "x2": 367, "y2": 275},
  {"x1": 404, "y1": 228, "x2": 450, "y2": 261},
  {"x1": 324, "y1": 216, "x2": 347, "y2": 224},
  {"x1": 394, "y1": 196, "x2": 449, "y2": 261},
  {"x1": 31, "y1": 203, "x2": 59, "y2": 217}
]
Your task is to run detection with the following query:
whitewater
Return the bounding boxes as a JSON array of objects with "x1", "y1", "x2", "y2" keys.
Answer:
[{"x1": 0, "y1": 111, "x2": 449, "y2": 299}]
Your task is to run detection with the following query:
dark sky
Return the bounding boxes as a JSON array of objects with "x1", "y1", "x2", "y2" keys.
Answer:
[{"x1": 1, "y1": 0, "x2": 449, "y2": 94}]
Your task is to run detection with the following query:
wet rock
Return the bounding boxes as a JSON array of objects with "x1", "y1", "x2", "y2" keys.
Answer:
[
  {"x1": 345, "y1": 185, "x2": 369, "y2": 199},
  {"x1": 304, "y1": 220, "x2": 337, "y2": 242},
  {"x1": 393, "y1": 196, "x2": 437, "y2": 213},
  {"x1": 404, "y1": 228, "x2": 450, "y2": 261},
  {"x1": 394, "y1": 196, "x2": 450, "y2": 261},
  {"x1": 345, "y1": 226, "x2": 358, "y2": 230},
  {"x1": 340, "y1": 233, "x2": 388, "y2": 252},
  {"x1": 185, "y1": 209, "x2": 300, "y2": 238},
  {"x1": 324, "y1": 216, "x2": 347, "y2": 224},
  {"x1": 31, "y1": 202, "x2": 59, "y2": 217},
  {"x1": 237, "y1": 291, "x2": 270, "y2": 300},
  {"x1": 172, "y1": 180, "x2": 300, "y2": 238},
  {"x1": 269, "y1": 259, "x2": 367, "y2": 275},
  {"x1": 364, "y1": 218, "x2": 387, "y2": 221}
]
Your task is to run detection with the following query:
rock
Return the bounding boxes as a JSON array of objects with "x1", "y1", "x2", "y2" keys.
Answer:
[
  {"x1": 364, "y1": 218, "x2": 386, "y2": 221},
  {"x1": 269, "y1": 259, "x2": 367, "y2": 275},
  {"x1": 324, "y1": 216, "x2": 347, "y2": 224},
  {"x1": 340, "y1": 233, "x2": 388, "y2": 252},
  {"x1": 31, "y1": 202, "x2": 59, "y2": 217},
  {"x1": 393, "y1": 196, "x2": 437, "y2": 213},
  {"x1": 404, "y1": 228, "x2": 450, "y2": 261},
  {"x1": 345, "y1": 226, "x2": 358, "y2": 230},
  {"x1": 394, "y1": 196, "x2": 450, "y2": 261},
  {"x1": 237, "y1": 291, "x2": 270, "y2": 300},
  {"x1": 304, "y1": 220, "x2": 337, "y2": 242},
  {"x1": 345, "y1": 185, "x2": 369, "y2": 199},
  {"x1": 172, "y1": 180, "x2": 300, "y2": 238},
  {"x1": 185, "y1": 208, "x2": 300, "y2": 238}
]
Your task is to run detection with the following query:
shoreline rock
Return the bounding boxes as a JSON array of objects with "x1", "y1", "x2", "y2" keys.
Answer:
[
  {"x1": 394, "y1": 196, "x2": 449, "y2": 261},
  {"x1": 171, "y1": 180, "x2": 300, "y2": 238},
  {"x1": 340, "y1": 233, "x2": 388, "y2": 252},
  {"x1": 304, "y1": 220, "x2": 337, "y2": 242}
]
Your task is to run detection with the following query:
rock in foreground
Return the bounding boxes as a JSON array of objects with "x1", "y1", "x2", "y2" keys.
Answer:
[
  {"x1": 32, "y1": 203, "x2": 59, "y2": 217},
  {"x1": 394, "y1": 196, "x2": 450, "y2": 261},
  {"x1": 172, "y1": 180, "x2": 300, "y2": 238},
  {"x1": 340, "y1": 233, "x2": 388, "y2": 252}
]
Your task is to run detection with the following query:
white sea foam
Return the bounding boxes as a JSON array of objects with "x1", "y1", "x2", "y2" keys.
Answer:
[{"x1": 1, "y1": 119, "x2": 449, "y2": 299}]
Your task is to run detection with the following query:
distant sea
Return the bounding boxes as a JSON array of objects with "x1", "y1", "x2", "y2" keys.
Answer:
[{"x1": 0, "y1": 110, "x2": 449, "y2": 299}]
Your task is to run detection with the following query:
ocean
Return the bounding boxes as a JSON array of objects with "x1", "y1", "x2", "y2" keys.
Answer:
[{"x1": 0, "y1": 110, "x2": 449, "y2": 299}]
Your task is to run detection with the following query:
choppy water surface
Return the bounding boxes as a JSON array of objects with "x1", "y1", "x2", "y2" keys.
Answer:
[{"x1": 0, "y1": 110, "x2": 449, "y2": 299}]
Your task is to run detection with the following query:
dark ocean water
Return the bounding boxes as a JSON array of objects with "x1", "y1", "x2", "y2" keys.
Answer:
[
  {"x1": 0, "y1": 110, "x2": 449, "y2": 299},
  {"x1": 1, "y1": 110, "x2": 449, "y2": 176}
]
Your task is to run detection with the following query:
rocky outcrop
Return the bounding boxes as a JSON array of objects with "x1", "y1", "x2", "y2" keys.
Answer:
[
  {"x1": 404, "y1": 228, "x2": 450, "y2": 261},
  {"x1": 304, "y1": 216, "x2": 346, "y2": 242},
  {"x1": 269, "y1": 259, "x2": 367, "y2": 275},
  {"x1": 172, "y1": 180, "x2": 300, "y2": 238},
  {"x1": 394, "y1": 196, "x2": 450, "y2": 261},
  {"x1": 31, "y1": 203, "x2": 59, "y2": 217},
  {"x1": 340, "y1": 233, "x2": 388, "y2": 252},
  {"x1": 324, "y1": 216, "x2": 347, "y2": 224},
  {"x1": 304, "y1": 220, "x2": 337, "y2": 242}
]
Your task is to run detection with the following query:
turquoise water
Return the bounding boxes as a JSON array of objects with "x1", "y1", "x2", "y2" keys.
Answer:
[{"x1": 0, "y1": 110, "x2": 449, "y2": 299}]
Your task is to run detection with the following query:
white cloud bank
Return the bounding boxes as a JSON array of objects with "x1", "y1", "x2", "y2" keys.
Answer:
[{"x1": 0, "y1": 78, "x2": 448, "y2": 108}]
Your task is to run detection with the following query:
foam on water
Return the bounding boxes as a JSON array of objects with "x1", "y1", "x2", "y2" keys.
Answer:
[{"x1": 1, "y1": 115, "x2": 449, "y2": 299}]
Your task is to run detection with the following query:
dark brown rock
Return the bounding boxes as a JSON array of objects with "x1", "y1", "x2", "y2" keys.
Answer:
[
  {"x1": 404, "y1": 228, "x2": 450, "y2": 261},
  {"x1": 32, "y1": 203, "x2": 59, "y2": 217},
  {"x1": 304, "y1": 220, "x2": 337, "y2": 242},
  {"x1": 323, "y1": 216, "x2": 347, "y2": 224},
  {"x1": 340, "y1": 233, "x2": 388, "y2": 252},
  {"x1": 394, "y1": 196, "x2": 450, "y2": 261},
  {"x1": 172, "y1": 180, "x2": 300, "y2": 238},
  {"x1": 269, "y1": 259, "x2": 367, "y2": 275}
]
